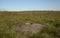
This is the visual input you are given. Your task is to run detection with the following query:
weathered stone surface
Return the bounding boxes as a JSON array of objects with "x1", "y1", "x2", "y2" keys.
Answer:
[{"x1": 12, "y1": 23, "x2": 45, "y2": 34}]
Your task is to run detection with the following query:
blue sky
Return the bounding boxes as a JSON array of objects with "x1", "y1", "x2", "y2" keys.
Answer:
[{"x1": 0, "y1": 0, "x2": 60, "y2": 11}]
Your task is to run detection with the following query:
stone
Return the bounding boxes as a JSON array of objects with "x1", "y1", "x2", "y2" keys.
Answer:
[{"x1": 12, "y1": 23, "x2": 45, "y2": 34}]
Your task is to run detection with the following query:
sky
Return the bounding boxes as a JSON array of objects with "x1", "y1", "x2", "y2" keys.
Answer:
[{"x1": 0, "y1": 0, "x2": 60, "y2": 11}]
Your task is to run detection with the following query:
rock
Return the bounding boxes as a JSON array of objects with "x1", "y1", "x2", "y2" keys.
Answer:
[{"x1": 12, "y1": 23, "x2": 45, "y2": 34}]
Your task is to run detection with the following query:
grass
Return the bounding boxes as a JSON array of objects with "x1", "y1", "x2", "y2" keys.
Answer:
[{"x1": 0, "y1": 11, "x2": 60, "y2": 38}]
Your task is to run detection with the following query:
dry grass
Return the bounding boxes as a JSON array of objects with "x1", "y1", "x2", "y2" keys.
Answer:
[{"x1": 0, "y1": 11, "x2": 60, "y2": 38}]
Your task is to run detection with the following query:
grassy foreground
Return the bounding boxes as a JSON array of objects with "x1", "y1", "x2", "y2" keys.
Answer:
[{"x1": 0, "y1": 11, "x2": 60, "y2": 38}]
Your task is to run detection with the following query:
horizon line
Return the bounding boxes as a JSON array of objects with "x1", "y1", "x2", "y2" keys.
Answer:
[{"x1": 0, "y1": 9, "x2": 60, "y2": 11}]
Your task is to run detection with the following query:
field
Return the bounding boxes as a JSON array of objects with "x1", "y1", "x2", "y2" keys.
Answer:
[{"x1": 0, "y1": 11, "x2": 60, "y2": 38}]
